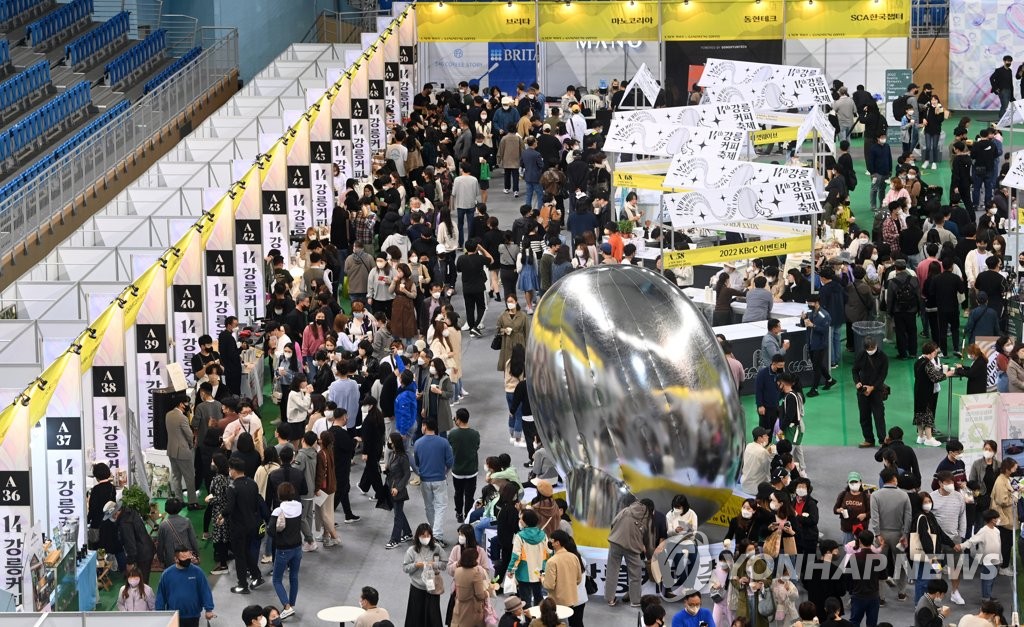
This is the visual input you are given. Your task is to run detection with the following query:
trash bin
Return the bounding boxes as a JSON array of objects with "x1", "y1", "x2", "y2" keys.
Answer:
[{"x1": 852, "y1": 320, "x2": 886, "y2": 355}]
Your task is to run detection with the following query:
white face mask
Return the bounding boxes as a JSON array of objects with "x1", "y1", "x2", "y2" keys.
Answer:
[
  {"x1": 879, "y1": 138, "x2": 887, "y2": 144},
  {"x1": 576, "y1": 250, "x2": 585, "y2": 257},
  {"x1": 769, "y1": 501, "x2": 779, "y2": 511},
  {"x1": 942, "y1": 482, "x2": 955, "y2": 493},
  {"x1": 866, "y1": 349, "x2": 877, "y2": 356},
  {"x1": 685, "y1": 606, "x2": 700, "y2": 616},
  {"x1": 419, "y1": 536, "x2": 431, "y2": 546},
  {"x1": 442, "y1": 329, "x2": 451, "y2": 337},
  {"x1": 741, "y1": 508, "x2": 754, "y2": 519},
  {"x1": 429, "y1": 366, "x2": 437, "y2": 376},
  {"x1": 673, "y1": 507, "x2": 684, "y2": 514},
  {"x1": 922, "y1": 502, "x2": 933, "y2": 512},
  {"x1": 507, "y1": 302, "x2": 517, "y2": 310},
  {"x1": 458, "y1": 536, "x2": 467, "y2": 545},
  {"x1": 431, "y1": 292, "x2": 441, "y2": 300},
  {"x1": 409, "y1": 256, "x2": 418, "y2": 264},
  {"x1": 259, "y1": 618, "x2": 268, "y2": 627},
  {"x1": 128, "y1": 577, "x2": 141, "y2": 587},
  {"x1": 994, "y1": 244, "x2": 1003, "y2": 251},
  {"x1": 796, "y1": 487, "x2": 808, "y2": 497},
  {"x1": 871, "y1": 254, "x2": 879, "y2": 261},
  {"x1": 849, "y1": 482, "x2": 861, "y2": 491},
  {"x1": 361, "y1": 405, "x2": 372, "y2": 415},
  {"x1": 984, "y1": 450, "x2": 995, "y2": 460}
]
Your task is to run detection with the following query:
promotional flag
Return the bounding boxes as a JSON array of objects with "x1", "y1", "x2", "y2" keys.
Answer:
[
  {"x1": 308, "y1": 94, "x2": 333, "y2": 229},
  {"x1": 0, "y1": 403, "x2": 32, "y2": 608},
  {"x1": 703, "y1": 74, "x2": 832, "y2": 110},
  {"x1": 330, "y1": 76, "x2": 354, "y2": 182},
  {"x1": 285, "y1": 113, "x2": 313, "y2": 238},
  {"x1": 89, "y1": 301, "x2": 128, "y2": 474},
  {"x1": 663, "y1": 179, "x2": 821, "y2": 229},
  {"x1": 261, "y1": 141, "x2": 289, "y2": 265},
  {"x1": 378, "y1": 20, "x2": 401, "y2": 125},
  {"x1": 363, "y1": 33, "x2": 387, "y2": 152},
  {"x1": 170, "y1": 230, "x2": 205, "y2": 383},
  {"x1": 204, "y1": 195, "x2": 236, "y2": 335},
  {"x1": 397, "y1": 11, "x2": 417, "y2": 119},
  {"x1": 613, "y1": 102, "x2": 760, "y2": 131},
  {"x1": 233, "y1": 167, "x2": 265, "y2": 322},
  {"x1": 663, "y1": 155, "x2": 817, "y2": 189},
  {"x1": 698, "y1": 58, "x2": 820, "y2": 86},
  {"x1": 603, "y1": 121, "x2": 747, "y2": 159},
  {"x1": 46, "y1": 355, "x2": 85, "y2": 545},
  {"x1": 134, "y1": 266, "x2": 167, "y2": 450},
  {"x1": 349, "y1": 58, "x2": 371, "y2": 179}
]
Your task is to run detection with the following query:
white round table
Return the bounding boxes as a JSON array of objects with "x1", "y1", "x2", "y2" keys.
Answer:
[
  {"x1": 526, "y1": 604, "x2": 574, "y2": 620},
  {"x1": 316, "y1": 605, "x2": 365, "y2": 626}
]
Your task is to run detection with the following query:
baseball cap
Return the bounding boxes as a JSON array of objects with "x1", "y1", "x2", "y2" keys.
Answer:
[
  {"x1": 501, "y1": 96, "x2": 513, "y2": 105},
  {"x1": 542, "y1": 123, "x2": 552, "y2": 131},
  {"x1": 848, "y1": 471, "x2": 862, "y2": 482}
]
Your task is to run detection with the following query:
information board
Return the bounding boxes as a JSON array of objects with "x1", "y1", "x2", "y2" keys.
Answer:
[{"x1": 885, "y1": 69, "x2": 913, "y2": 147}]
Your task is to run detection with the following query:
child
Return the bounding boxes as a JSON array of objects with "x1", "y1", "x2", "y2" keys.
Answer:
[{"x1": 959, "y1": 509, "x2": 1002, "y2": 601}]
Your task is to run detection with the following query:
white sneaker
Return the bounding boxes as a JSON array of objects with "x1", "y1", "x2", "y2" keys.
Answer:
[
  {"x1": 302, "y1": 541, "x2": 318, "y2": 552},
  {"x1": 461, "y1": 322, "x2": 470, "y2": 331},
  {"x1": 260, "y1": 555, "x2": 272, "y2": 564},
  {"x1": 922, "y1": 161, "x2": 930, "y2": 169},
  {"x1": 280, "y1": 607, "x2": 295, "y2": 620},
  {"x1": 950, "y1": 590, "x2": 965, "y2": 605},
  {"x1": 923, "y1": 438, "x2": 943, "y2": 447},
  {"x1": 916, "y1": 436, "x2": 925, "y2": 444},
  {"x1": 999, "y1": 567, "x2": 1014, "y2": 576},
  {"x1": 514, "y1": 439, "x2": 527, "y2": 448},
  {"x1": 931, "y1": 162, "x2": 937, "y2": 170},
  {"x1": 510, "y1": 437, "x2": 517, "y2": 444}
]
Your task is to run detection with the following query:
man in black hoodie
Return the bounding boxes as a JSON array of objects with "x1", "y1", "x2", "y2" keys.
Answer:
[{"x1": 223, "y1": 457, "x2": 263, "y2": 594}]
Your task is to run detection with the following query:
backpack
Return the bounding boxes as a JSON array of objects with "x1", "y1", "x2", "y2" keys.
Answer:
[
  {"x1": 894, "y1": 275, "x2": 918, "y2": 311},
  {"x1": 892, "y1": 94, "x2": 909, "y2": 121}
]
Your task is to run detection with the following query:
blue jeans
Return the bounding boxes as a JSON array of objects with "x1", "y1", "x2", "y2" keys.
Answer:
[
  {"x1": 973, "y1": 170, "x2": 994, "y2": 208},
  {"x1": 506, "y1": 391, "x2": 523, "y2": 437},
  {"x1": 390, "y1": 498, "x2": 412, "y2": 542},
  {"x1": 981, "y1": 563, "x2": 996, "y2": 599},
  {"x1": 524, "y1": 181, "x2": 543, "y2": 210},
  {"x1": 870, "y1": 174, "x2": 886, "y2": 211},
  {"x1": 922, "y1": 133, "x2": 941, "y2": 164},
  {"x1": 420, "y1": 480, "x2": 449, "y2": 542},
  {"x1": 457, "y1": 207, "x2": 473, "y2": 246},
  {"x1": 473, "y1": 516, "x2": 494, "y2": 546},
  {"x1": 272, "y1": 546, "x2": 302, "y2": 607},
  {"x1": 999, "y1": 88, "x2": 1013, "y2": 118},
  {"x1": 849, "y1": 596, "x2": 879, "y2": 627},
  {"x1": 517, "y1": 580, "x2": 544, "y2": 609},
  {"x1": 831, "y1": 325, "x2": 842, "y2": 367}
]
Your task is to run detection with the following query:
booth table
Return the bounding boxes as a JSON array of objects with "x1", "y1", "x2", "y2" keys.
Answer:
[
  {"x1": 317, "y1": 605, "x2": 365, "y2": 626},
  {"x1": 681, "y1": 287, "x2": 807, "y2": 325},
  {"x1": 528, "y1": 604, "x2": 574, "y2": 620},
  {"x1": 76, "y1": 550, "x2": 98, "y2": 611}
]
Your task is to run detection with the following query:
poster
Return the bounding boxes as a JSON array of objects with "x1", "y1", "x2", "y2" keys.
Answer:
[
  {"x1": 663, "y1": 155, "x2": 816, "y2": 189},
  {"x1": 703, "y1": 74, "x2": 832, "y2": 110},
  {"x1": 378, "y1": 23, "x2": 401, "y2": 126},
  {"x1": 170, "y1": 231, "x2": 204, "y2": 383},
  {"x1": 664, "y1": 0, "x2": 783, "y2": 41},
  {"x1": 45, "y1": 356, "x2": 84, "y2": 546},
  {"x1": 233, "y1": 168, "x2": 265, "y2": 323},
  {"x1": 662, "y1": 235, "x2": 812, "y2": 268},
  {"x1": 614, "y1": 102, "x2": 760, "y2": 131},
  {"x1": 948, "y1": 0, "x2": 1015, "y2": 110},
  {"x1": 486, "y1": 43, "x2": 538, "y2": 98},
  {"x1": 664, "y1": 180, "x2": 821, "y2": 228},
  {"x1": 664, "y1": 40, "x2": 783, "y2": 107},
  {"x1": 603, "y1": 121, "x2": 747, "y2": 160}
]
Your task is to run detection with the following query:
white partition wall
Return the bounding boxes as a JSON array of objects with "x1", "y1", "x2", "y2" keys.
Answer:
[{"x1": 785, "y1": 38, "x2": 909, "y2": 95}]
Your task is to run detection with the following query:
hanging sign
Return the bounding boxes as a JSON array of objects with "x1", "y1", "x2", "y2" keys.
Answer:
[
  {"x1": 134, "y1": 266, "x2": 166, "y2": 449},
  {"x1": 330, "y1": 76, "x2": 354, "y2": 182},
  {"x1": 90, "y1": 303, "x2": 128, "y2": 473},
  {"x1": 785, "y1": 0, "x2": 911, "y2": 39},
  {"x1": 749, "y1": 126, "x2": 800, "y2": 145},
  {"x1": 363, "y1": 34, "x2": 387, "y2": 153},
  {"x1": 416, "y1": 1, "x2": 535, "y2": 43},
  {"x1": 604, "y1": 121, "x2": 747, "y2": 159},
  {"x1": 663, "y1": 179, "x2": 822, "y2": 229},
  {"x1": 699, "y1": 59, "x2": 820, "y2": 87},
  {"x1": 664, "y1": 1, "x2": 784, "y2": 41},
  {"x1": 614, "y1": 102, "x2": 760, "y2": 131},
  {"x1": 170, "y1": 231, "x2": 204, "y2": 383},
  {"x1": 538, "y1": 1, "x2": 659, "y2": 42},
  {"x1": 703, "y1": 75, "x2": 832, "y2": 111},
  {"x1": 286, "y1": 115, "x2": 313, "y2": 238},
  {"x1": 204, "y1": 197, "x2": 236, "y2": 334},
  {"x1": 378, "y1": 24, "x2": 401, "y2": 126},
  {"x1": 398, "y1": 14, "x2": 417, "y2": 118},
  {"x1": 663, "y1": 235, "x2": 813, "y2": 269},
  {"x1": 0, "y1": 403, "x2": 31, "y2": 608},
  {"x1": 350, "y1": 60, "x2": 371, "y2": 179},
  {"x1": 233, "y1": 168, "x2": 265, "y2": 323},
  {"x1": 261, "y1": 141, "x2": 289, "y2": 262},
  {"x1": 663, "y1": 155, "x2": 816, "y2": 190}
]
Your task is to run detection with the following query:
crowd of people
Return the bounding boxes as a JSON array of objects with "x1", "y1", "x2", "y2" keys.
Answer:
[{"x1": 76, "y1": 62, "x2": 1024, "y2": 627}]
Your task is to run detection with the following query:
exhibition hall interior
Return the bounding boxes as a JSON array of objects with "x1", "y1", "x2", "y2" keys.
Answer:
[{"x1": 3, "y1": 1, "x2": 1024, "y2": 627}]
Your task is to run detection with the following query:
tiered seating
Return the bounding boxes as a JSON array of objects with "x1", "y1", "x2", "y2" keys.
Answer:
[
  {"x1": 65, "y1": 10, "x2": 129, "y2": 70},
  {"x1": 143, "y1": 45, "x2": 200, "y2": 94},
  {"x1": 26, "y1": 0, "x2": 92, "y2": 50},
  {"x1": 0, "y1": 98, "x2": 127, "y2": 199},
  {"x1": 0, "y1": 80, "x2": 90, "y2": 163},
  {"x1": 0, "y1": 0, "x2": 49, "y2": 28},
  {"x1": 0, "y1": 40, "x2": 9, "y2": 68},
  {"x1": 104, "y1": 28, "x2": 165, "y2": 89},
  {"x1": 0, "y1": 60, "x2": 50, "y2": 117}
]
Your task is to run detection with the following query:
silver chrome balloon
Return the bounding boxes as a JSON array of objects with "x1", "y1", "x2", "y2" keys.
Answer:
[{"x1": 526, "y1": 265, "x2": 744, "y2": 527}]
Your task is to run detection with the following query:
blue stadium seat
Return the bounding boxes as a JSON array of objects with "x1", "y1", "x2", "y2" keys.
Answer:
[
  {"x1": 26, "y1": 0, "x2": 93, "y2": 49},
  {"x1": 65, "y1": 10, "x2": 128, "y2": 68},
  {"x1": 0, "y1": 60, "x2": 51, "y2": 113},
  {"x1": 104, "y1": 28, "x2": 165, "y2": 88}
]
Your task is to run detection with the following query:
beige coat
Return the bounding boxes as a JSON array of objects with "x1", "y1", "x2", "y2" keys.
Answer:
[
  {"x1": 496, "y1": 309, "x2": 529, "y2": 371},
  {"x1": 542, "y1": 548, "x2": 582, "y2": 607},
  {"x1": 497, "y1": 133, "x2": 524, "y2": 169},
  {"x1": 452, "y1": 565, "x2": 490, "y2": 627},
  {"x1": 991, "y1": 473, "x2": 1015, "y2": 530}
]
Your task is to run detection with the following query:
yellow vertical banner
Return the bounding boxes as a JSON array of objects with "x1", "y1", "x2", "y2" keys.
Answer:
[
  {"x1": 538, "y1": 1, "x2": 658, "y2": 42},
  {"x1": 785, "y1": 0, "x2": 910, "y2": 39},
  {"x1": 662, "y1": 0, "x2": 783, "y2": 41},
  {"x1": 416, "y1": 1, "x2": 535, "y2": 42}
]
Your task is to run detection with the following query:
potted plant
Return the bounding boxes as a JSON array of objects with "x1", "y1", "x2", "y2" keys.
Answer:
[
  {"x1": 617, "y1": 219, "x2": 635, "y2": 237},
  {"x1": 120, "y1": 485, "x2": 149, "y2": 517}
]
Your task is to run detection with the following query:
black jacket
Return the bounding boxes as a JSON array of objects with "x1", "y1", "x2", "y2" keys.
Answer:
[
  {"x1": 929, "y1": 271, "x2": 965, "y2": 314},
  {"x1": 268, "y1": 463, "x2": 307, "y2": 507},
  {"x1": 874, "y1": 439, "x2": 921, "y2": 486},
  {"x1": 224, "y1": 475, "x2": 262, "y2": 534},
  {"x1": 852, "y1": 350, "x2": 889, "y2": 388},
  {"x1": 119, "y1": 508, "x2": 155, "y2": 567}
]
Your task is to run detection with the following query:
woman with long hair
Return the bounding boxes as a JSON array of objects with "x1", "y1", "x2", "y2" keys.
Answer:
[
  {"x1": 316, "y1": 429, "x2": 341, "y2": 547},
  {"x1": 285, "y1": 375, "x2": 311, "y2": 445},
  {"x1": 995, "y1": 334, "x2": 1014, "y2": 392},
  {"x1": 385, "y1": 432, "x2": 413, "y2": 549},
  {"x1": 270, "y1": 481, "x2": 304, "y2": 619},
  {"x1": 528, "y1": 598, "x2": 565, "y2": 627},
  {"x1": 504, "y1": 344, "x2": 526, "y2": 447},
  {"x1": 498, "y1": 230, "x2": 520, "y2": 300},
  {"x1": 403, "y1": 522, "x2": 446, "y2": 627},
  {"x1": 496, "y1": 295, "x2": 529, "y2": 372},
  {"x1": 493, "y1": 482, "x2": 522, "y2": 583},
  {"x1": 116, "y1": 564, "x2": 155, "y2": 611},
  {"x1": 914, "y1": 341, "x2": 954, "y2": 447},
  {"x1": 713, "y1": 271, "x2": 746, "y2": 327},
  {"x1": 358, "y1": 395, "x2": 388, "y2": 505},
  {"x1": 424, "y1": 357, "x2": 455, "y2": 435},
  {"x1": 207, "y1": 452, "x2": 232, "y2": 575},
  {"x1": 275, "y1": 344, "x2": 301, "y2": 422},
  {"x1": 255, "y1": 446, "x2": 281, "y2": 565},
  {"x1": 782, "y1": 268, "x2": 810, "y2": 303},
  {"x1": 302, "y1": 309, "x2": 330, "y2": 379},
  {"x1": 437, "y1": 208, "x2": 459, "y2": 287},
  {"x1": 447, "y1": 523, "x2": 494, "y2": 626},
  {"x1": 452, "y1": 545, "x2": 492, "y2": 627},
  {"x1": 389, "y1": 262, "x2": 419, "y2": 343}
]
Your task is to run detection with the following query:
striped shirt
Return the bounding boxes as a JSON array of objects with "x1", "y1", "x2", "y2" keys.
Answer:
[{"x1": 928, "y1": 489, "x2": 966, "y2": 541}]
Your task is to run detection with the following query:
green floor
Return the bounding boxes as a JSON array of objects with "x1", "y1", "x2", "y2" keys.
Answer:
[{"x1": 740, "y1": 114, "x2": 1020, "y2": 446}]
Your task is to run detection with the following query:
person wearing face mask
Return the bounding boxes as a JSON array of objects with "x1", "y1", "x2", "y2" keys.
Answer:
[
  {"x1": 851, "y1": 336, "x2": 889, "y2": 448},
  {"x1": 802, "y1": 294, "x2": 836, "y2": 397},
  {"x1": 242, "y1": 605, "x2": 270, "y2": 627},
  {"x1": 989, "y1": 458, "x2": 1017, "y2": 575},
  {"x1": 741, "y1": 427, "x2": 774, "y2": 496},
  {"x1": 991, "y1": 55, "x2": 1015, "y2": 118},
  {"x1": 1006, "y1": 341, "x2": 1024, "y2": 393},
  {"x1": 791, "y1": 479, "x2": 820, "y2": 554},
  {"x1": 928, "y1": 470, "x2": 967, "y2": 604},
  {"x1": 932, "y1": 439, "x2": 968, "y2": 491},
  {"x1": 154, "y1": 546, "x2": 215, "y2": 626},
  {"x1": 867, "y1": 130, "x2": 894, "y2": 213},
  {"x1": 117, "y1": 564, "x2": 155, "y2": 611},
  {"x1": 725, "y1": 499, "x2": 758, "y2": 544},
  {"x1": 497, "y1": 295, "x2": 529, "y2": 371},
  {"x1": 869, "y1": 468, "x2": 913, "y2": 604},
  {"x1": 421, "y1": 358, "x2": 455, "y2": 435},
  {"x1": 403, "y1": 522, "x2": 446, "y2": 627},
  {"x1": 670, "y1": 590, "x2": 715, "y2": 627},
  {"x1": 833, "y1": 472, "x2": 871, "y2": 545},
  {"x1": 959, "y1": 509, "x2": 1004, "y2": 602},
  {"x1": 968, "y1": 440, "x2": 1001, "y2": 522}
]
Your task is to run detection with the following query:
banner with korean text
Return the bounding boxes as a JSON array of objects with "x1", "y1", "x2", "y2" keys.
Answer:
[
  {"x1": 398, "y1": 11, "x2": 416, "y2": 118},
  {"x1": 363, "y1": 34, "x2": 387, "y2": 153},
  {"x1": 603, "y1": 122, "x2": 747, "y2": 160},
  {"x1": 663, "y1": 181, "x2": 822, "y2": 229},
  {"x1": 133, "y1": 266, "x2": 167, "y2": 450},
  {"x1": 261, "y1": 141, "x2": 289, "y2": 264},
  {"x1": 0, "y1": 403, "x2": 31, "y2": 608},
  {"x1": 538, "y1": 1, "x2": 658, "y2": 42},
  {"x1": 663, "y1": 0, "x2": 783, "y2": 41},
  {"x1": 170, "y1": 231, "x2": 204, "y2": 384},
  {"x1": 416, "y1": 1, "x2": 535, "y2": 43},
  {"x1": 88, "y1": 302, "x2": 128, "y2": 475},
  {"x1": 285, "y1": 113, "x2": 313, "y2": 238},
  {"x1": 784, "y1": 0, "x2": 910, "y2": 39},
  {"x1": 308, "y1": 93, "x2": 333, "y2": 230},
  {"x1": 204, "y1": 196, "x2": 236, "y2": 336}
]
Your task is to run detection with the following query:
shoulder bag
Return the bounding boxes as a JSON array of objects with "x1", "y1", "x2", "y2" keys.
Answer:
[{"x1": 909, "y1": 514, "x2": 935, "y2": 560}]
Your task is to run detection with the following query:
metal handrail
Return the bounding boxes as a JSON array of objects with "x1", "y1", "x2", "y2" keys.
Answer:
[
  {"x1": 0, "y1": 28, "x2": 239, "y2": 267},
  {"x1": 301, "y1": 8, "x2": 390, "y2": 44}
]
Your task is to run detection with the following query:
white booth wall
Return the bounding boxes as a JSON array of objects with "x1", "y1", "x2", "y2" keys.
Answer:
[{"x1": 784, "y1": 38, "x2": 909, "y2": 94}]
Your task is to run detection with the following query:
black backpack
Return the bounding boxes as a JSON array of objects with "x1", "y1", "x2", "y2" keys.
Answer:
[
  {"x1": 894, "y1": 275, "x2": 918, "y2": 311},
  {"x1": 892, "y1": 94, "x2": 909, "y2": 121}
]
